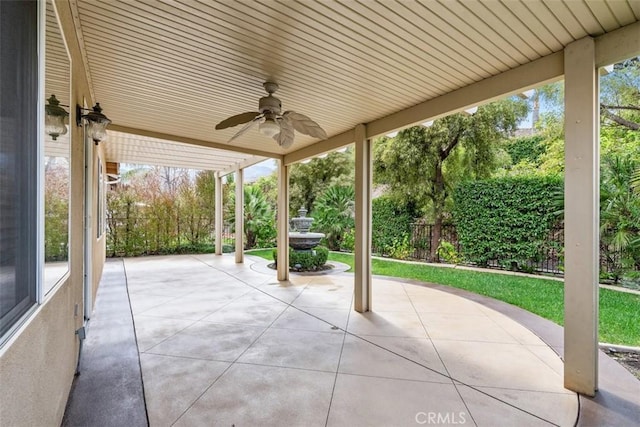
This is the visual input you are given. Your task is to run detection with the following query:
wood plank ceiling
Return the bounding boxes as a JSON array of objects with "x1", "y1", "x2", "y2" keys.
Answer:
[{"x1": 73, "y1": 0, "x2": 640, "y2": 171}]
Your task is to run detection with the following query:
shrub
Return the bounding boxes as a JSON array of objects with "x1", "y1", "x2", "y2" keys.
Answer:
[
  {"x1": 388, "y1": 236, "x2": 411, "y2": 260},
  {"x1": 452, "y1": 176, "x2": 562, "y2": 270},
  {"x1": 314, "y1": 185, "x2": 355, "y2": 250},
  {"x1": 341, "y1": 229, "x2": 355, "y2": 252},
  {"x1": 437, "y1": 241, "x2": 461, "y2": 264},
  {"x1": 372, "y1": 197, "x2": 417, "y2": 257},
  {"x1": 272, "y1": 246, "x2": 329, "y2": 270}
]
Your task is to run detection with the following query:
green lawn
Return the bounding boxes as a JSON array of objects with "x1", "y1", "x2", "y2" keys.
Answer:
[{"x1": 246, "y1": 249, "x2": 640, "y2": 346}]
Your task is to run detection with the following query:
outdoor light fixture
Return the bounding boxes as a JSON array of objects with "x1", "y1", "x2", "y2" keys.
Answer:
[
  {"x1": 258, "y1": 115, "x2": 280, "y2": 138},
  {"x1": 520, "y1": 89, "x2": 536, "y2": 99},
  {"x1": 45, "y1": 94, "x2": 69, "y2": 140},
  {"x1": 464, "y1": 106, "x2": 478, "y2": 115},
  {"x1": 76, "y1": 103, "x2": 112, "y2": 144}
]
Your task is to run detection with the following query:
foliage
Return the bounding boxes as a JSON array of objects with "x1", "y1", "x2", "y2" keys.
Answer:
[
  {"x1": 107, "y1": 168, "x2": 218, "y2": 257},
  {"x1": 387, "y1": 235, "x2": 412, "y2": 260},
  {"x1": 253, "y1": 172, "x2": 278, "y2": 211},
  {"x1": 375, "y1": 98, "x2": 528, "y2": 259},
  {"x1": 600, "y1": 58, "x2": 640, "y2": 131},
  {"x1": 243, "y1": 185, "x2": 275, "y2": 249},
  {"x1": 44, "y1": 159, "x2": 69, "y2": 261},
  {"x1": 437, "y1": 241, "x2": 461, "y2": 264},
  {"x1": 289, "y1": 149, "x2": 353, "y2": 214},
  {"x1": 341, "y1": 229, "x2": 355, "y2": 252},
  {"x1": 272, "y1": 246, "x2": 329, "y2": 271},
  {"x1": 371, "y1": 196, "x2": 417, "y2": 257},
  {"x1": 313, "y1": 184, "x2": 355, "y2": 250},
  {"x1": 505, "y1": 135, "x2": 545, "y2": 166},
  {"x1": 452, "y1": 176, "x2": 563, "y2": 270},
  {"x1": 599, "y1": 154, "x2": 640, "y2": 282}
]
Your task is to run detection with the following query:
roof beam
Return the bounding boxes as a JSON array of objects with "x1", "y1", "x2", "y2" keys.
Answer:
[
  {"x1": 217, "y1": 156, "x2": 268, "y2": 177},
  {"x1": 595, "y1": 20, "x2": 640, "y2": 67},
  {"x1": 366, "y1": 51, "x2": 564, "y2": 138},
  {"x1": 109, "y1": 124, "x2": 283, "y2": 159},
  {"x1": 284, "y1": 129, "x2": 355, "y2": 165}
]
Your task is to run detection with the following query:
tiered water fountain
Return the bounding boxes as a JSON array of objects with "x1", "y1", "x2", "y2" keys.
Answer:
[{"x1": 289, "y1": 207, "x2": 325, "y2": 250}]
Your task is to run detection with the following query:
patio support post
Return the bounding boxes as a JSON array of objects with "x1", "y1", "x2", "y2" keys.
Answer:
[
  {"x1": 354, "y1": 124, "x2": 372, "y2": 312},
  {"x1": 214, "y1": 172, "x2": 223, "y2": 255},
  {"x1": 276, "y1": 159, "x2": 289, "y2": 281},
  {"x1": 563, "y1": 37, "x2": 599, "y2": 396},
  {"x1": 235, "y1": 167, "x2": 244, "y2": 263}
]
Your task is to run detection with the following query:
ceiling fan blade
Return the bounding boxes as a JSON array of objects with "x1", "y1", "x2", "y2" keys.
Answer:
[
  {"x1": 283, "y1": 111, "x2": 328, "y2": 139},
  {"x1": 228, "y1": 114, "x2": 264, "y2": 143},
  {"x1": 215, "y1": 112, "x2": 261, "y2": 130},
  {"x1": 273, "y1": 116, "x2": 295, "y2": 148}
]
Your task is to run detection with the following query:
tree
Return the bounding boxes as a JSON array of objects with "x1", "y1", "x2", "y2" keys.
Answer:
[
  {"x1": 314, "y1": 184, "x2": 355, "y2": 250},
  {"x1": 600, "y1": 58, "x2": 640, "y2": 131},
  {"x1": 243, "y1": 185, "x2": 275, "y2": 249},
  {"x1": 375, "y1": 98, "x2": 528, "y2": 259},
  {"x1": 600, "y1": 154, "x2": 640, "y2": 282},
  {"x1": 289, "y1": 149, "x2": 353, "y2": 215}
]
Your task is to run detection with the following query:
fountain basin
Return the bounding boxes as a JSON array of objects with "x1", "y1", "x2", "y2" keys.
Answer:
[{"x1": 289, "y1": 231, "x2": 325, "y2": 250}]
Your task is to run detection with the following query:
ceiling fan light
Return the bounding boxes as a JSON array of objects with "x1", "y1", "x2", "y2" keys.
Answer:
[{"x1": 259, "y1": 118, "x2": 280, "y2": 137}]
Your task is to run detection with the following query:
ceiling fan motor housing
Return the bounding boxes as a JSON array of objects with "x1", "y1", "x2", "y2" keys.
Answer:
[{"x1": 259, "y1": 95, "x2": 282, "y2": 115}]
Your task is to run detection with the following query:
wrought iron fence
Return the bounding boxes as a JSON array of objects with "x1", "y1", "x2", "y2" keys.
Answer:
[{"x1": 408, "y1": 223, "x2": 629, "y2": 276}]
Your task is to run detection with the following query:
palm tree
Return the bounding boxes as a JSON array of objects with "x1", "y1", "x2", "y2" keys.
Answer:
[
  {"x1": 314, "y1": 185, "x2": 355, "y2": 250},
  {"x1": 600, "y1": 155, "x2": 640, "y2": 282},
  {"x1": 243, "y1": 185, "x2": 274, "y2": 249}
]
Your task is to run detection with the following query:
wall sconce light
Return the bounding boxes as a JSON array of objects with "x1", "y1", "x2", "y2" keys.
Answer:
[
  {"x1": 76, "y1": 103, "x2": 112, "y2": 144},
  {"x1": 45, "y1": 94, "x2": 69, "y2": 140}
]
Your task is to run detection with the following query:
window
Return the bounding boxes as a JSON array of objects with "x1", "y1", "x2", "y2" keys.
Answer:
[
  {"x1": 0, "y1": 0, "x2": 39, "y2": 340},
  {"x1": 43, "y1": 0, "x2": 71, "y2": 294}
]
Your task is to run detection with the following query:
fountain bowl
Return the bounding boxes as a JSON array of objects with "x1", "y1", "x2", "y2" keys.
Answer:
[{"x1": 289, "y1": 231, "x2": 325, "y2": 250}]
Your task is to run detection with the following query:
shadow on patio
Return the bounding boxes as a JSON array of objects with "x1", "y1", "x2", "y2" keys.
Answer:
[{"x1": 63, "y1": 254, "x2": 639, "y2": 427}]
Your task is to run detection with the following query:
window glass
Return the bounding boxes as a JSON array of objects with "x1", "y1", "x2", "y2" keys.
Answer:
[
  {"x1": 0, "y1": 0, "x2": 39, "y2": 340},
  {"x1": 43, "y1": 0, "x2": 70, "y2": 294}
]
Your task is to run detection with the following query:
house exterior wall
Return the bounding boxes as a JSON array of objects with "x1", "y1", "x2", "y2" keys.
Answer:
[{"x1": 0, "y1": 1, "x2": 106, "y2": 425}]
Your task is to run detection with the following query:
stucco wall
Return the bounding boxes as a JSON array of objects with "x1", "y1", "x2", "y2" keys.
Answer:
[
  {"x1": 0, "y1": 1, "x2": 106, "y2": 425},
  {"x1": 0, "y1": 278, "x2": 79, "y2": 426}
]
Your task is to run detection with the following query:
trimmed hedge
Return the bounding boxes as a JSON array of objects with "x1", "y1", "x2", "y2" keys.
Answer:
[
  {"x1": 272, "y1": 246, "x2": 329, "y2": 271},
  {"x1": 452, "y1": 176, "x2": 562, "y2": 269},
  {"x1": 505, "y1": 135, "x2": 545, "y2": 165},
  {"x1": 372, "y1": 197, "x2": 417, "y2": 256}
]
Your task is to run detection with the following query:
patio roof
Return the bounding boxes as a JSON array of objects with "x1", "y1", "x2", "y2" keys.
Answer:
[
  {"x1": 103, "y1": 130, "x2": 267, "y2": 172},
  {"x1": 71, "y1": 0, "x2": 640, "y2": 170}
]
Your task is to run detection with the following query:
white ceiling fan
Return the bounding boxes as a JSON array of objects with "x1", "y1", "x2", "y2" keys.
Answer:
[{"x1": 215, "y1": 82, "x2": 327, "y2": 149}]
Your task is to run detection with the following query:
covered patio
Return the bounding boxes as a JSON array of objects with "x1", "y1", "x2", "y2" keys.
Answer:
[
  {"x1": 3, "y1": 2, "x2": 640, "y2": 426},
  {"x1": 65, "y1": 254, "x2": 587, "y2": 426}
]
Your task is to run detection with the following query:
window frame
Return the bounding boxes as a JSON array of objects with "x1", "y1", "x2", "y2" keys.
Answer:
[{"x1": 0, "y1": 0, "x2": 45, "y2": 346}]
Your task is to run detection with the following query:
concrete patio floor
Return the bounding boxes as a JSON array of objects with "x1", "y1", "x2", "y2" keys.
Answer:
[{"x1": 122, "y1": 254, "x2": 579, "y2": 427}]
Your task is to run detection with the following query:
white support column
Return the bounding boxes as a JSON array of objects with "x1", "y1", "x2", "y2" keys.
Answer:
[
  {"x1": 214, "y1": 172, "x2": 223, "y2": 255},
  {"x1": 235, "y1": 167, "x2": 244, "y2": 264},
  {"x1": 354, "y1": 124, "x2": 372, "y2": 312},
  {"x1": 276, "y1": 159, "x2": 289, "y2": 281},
  {"x1": 564, "y1": 37, "x2": 599, "y2": 396}
]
